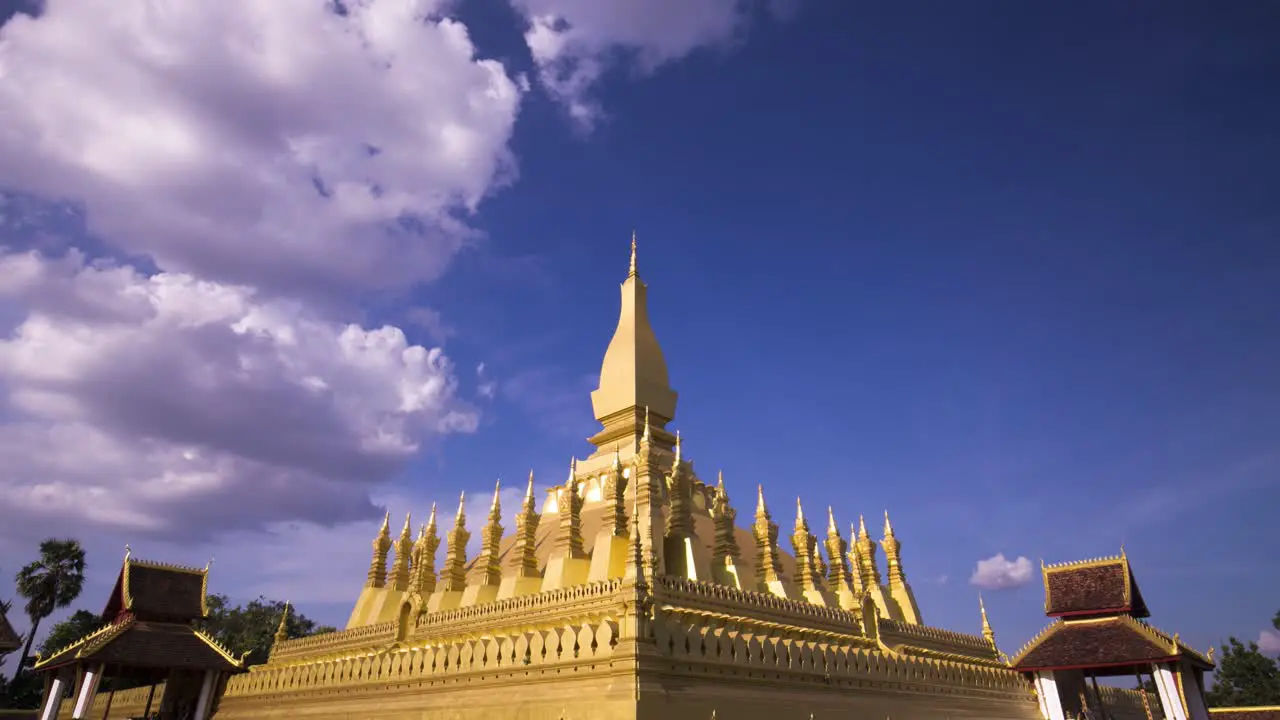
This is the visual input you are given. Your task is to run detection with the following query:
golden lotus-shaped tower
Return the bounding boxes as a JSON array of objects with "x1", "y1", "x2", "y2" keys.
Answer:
[{"x1": 76, "y1": 236, "x2": 1054, "y2": 720}]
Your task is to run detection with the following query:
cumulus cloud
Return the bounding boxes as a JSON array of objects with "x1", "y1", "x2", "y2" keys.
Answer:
[
  {"x1": 0, "y1": 0, "x2": 523, "y2": 295},
  {"x1": 970, "y1": 553, "x2": 1035, "y2": 590},
  {"x1": 1260, "y1": 629, "x2": 1280, "y2": 656},
  {"x1": 509, "y1": 0, "x2": 790, "y2": 126},
  {"x1": 0, "y1": 249, "x2": 478, "y2": 539}
]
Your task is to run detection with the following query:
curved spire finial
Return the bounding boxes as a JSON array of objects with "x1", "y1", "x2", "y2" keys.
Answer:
[
  {"x1": 124, "y1": 544, "x2": 132, "y2": 563},
  {"x1": 629, "y1": 230, "x2": 638, "y2": 277}
]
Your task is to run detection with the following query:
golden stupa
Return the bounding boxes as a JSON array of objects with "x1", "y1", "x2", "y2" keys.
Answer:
[{"x1": 81, "y1": 237, "x2": 1055, "y2": 719}]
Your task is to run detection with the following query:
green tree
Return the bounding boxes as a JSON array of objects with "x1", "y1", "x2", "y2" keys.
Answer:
[
  {"x1": 197, "y1": 595, "x2": 322, "y2": 667},
  {"x1": 11, "y1": 539, "x2": 86, "y2": 681},
  {"x1": 38, "y1": 610, "x2": 104, "y2": 657},
  {"x1": 1206, "y1": 636, "x2": 1280, "y2": 707}
]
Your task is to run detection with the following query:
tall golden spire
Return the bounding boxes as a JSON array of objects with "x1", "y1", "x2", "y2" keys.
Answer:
[
  {"x1": 791, "y1": 498, "x2": 824, "y2": 594},
  {"x1": 475, "y1": 481, "x2": 504, "y2": 587},
  {"x1": 366, "y1": 511, "x2": 392, "y2": 588},
  {"x1": 409, "y1": 504, "x2": 439, "y2": 595},
  {"x1": 510, "y1": 472, "x2": 541, "y2": 578},
  {"x1": 589, "y1": 234, "x2": 678, "y2": 453},
  {"x1": 605, "y1": 448, "x2": 628, "y2": 537},
  {"x1": 557, "y1": 459, "x2": 586, "y2": 560},
  {"x1": 440, "y1": 493, "x2": 471, "y2": 592},
  {"x1": 846, "y1": 522, "x2": 867, "y2": 594},
  {"x1": 856, "y1": 514, "x2": 882, "y2": 589},
  {"x1": 753, "y1": 486, "x2": 783, "y2": 591},
  {"x1": 391, "y1": 511, "x2": 414, "y2": 591},
  {"x1": 665, "y1": 432, "x2": 694, "y2": 539},
  {"x1": 710, "y1": 472, "x2": 743, "y2": 589},
  {"x1": 824, "y1": 509, "x2": 856, "y2": 609},
  {"x1": 882, "y1": 509, "x2": 906, "y2": 586}
]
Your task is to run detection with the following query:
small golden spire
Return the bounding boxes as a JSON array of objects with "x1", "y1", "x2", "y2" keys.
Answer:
[
  {"x1": 454, "y1": 492, "x2": 466, "y2": 525},
  {"x1": 642, "y1": 406, "x2": 651, "y2": 443},
  {"x1": 426, "y1": 502, "x2": 438, "y2": 532},
  {"x1": 883, "y1": 509, "x2": 895, "y2": 538},
  {"x1": 402, "y1": 511, "x2": 413, "y2": 537},
  {"x1": 858, "y1": 514, "x2": 869, "y2": 539},
  {"x1": 756, "y1": 484, "x2": 766, "y2": 514},
  {"x1": 274, "y1": 601, "x2": 291, "y2": 644},
  {"x1": 380, "y1": 510, "x2": 391, "y2": 535},
  {"x1": 827, "y1": 506, "x2": 837, "y2": 535},
  {"x1": 525, "y1": 470, "x2": 536, "y2": 502},
  {"x1": 796, "y1": 496, "x2": 806, "y2": 524},
  {"x1": 717, "y1": 470, "x2": 725, "y2": 493},
  {"x1": 629, "y1": 230, "x2": 638, "y2": 277},
  {"x1": 980, "y1": 593, "x2": 996, "y2": 647}
]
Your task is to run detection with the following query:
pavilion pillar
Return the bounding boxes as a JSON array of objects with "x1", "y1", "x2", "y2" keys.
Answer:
[
  {"x1": 71, "y1": 662, "x2": 104, "y2": 719},
  {"x1": 192, "y1": 669, "x2": 219, "y2": 720},
  {"x1": 39, "y1": 672, "x2": 68, "y2": 720},
  {"x1": 1176, "y1": 661, "x2": 1210, "y2": 720},
  {"x1": 1152, "y1": 663, "x2": 1187, "y2": 720},
  {"x1": 1033, "y1": 670, "x2": 1067, "y2": 720}
]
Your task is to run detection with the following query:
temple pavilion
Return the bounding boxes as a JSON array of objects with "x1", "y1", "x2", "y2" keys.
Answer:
[
  {"x1": 1012, "y1": 553, "x2": 1215, "y2": 720},
  {"x1": 31, "y1": 548, "x2": 244, "y2": 720},
  {"x1": 0, "y1": 599, "x2": 20, "y2": 657}
]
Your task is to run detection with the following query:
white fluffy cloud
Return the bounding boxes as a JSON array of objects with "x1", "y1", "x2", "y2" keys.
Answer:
[
  {"x1": 969, "y1": 553, "x2": 1035, "y2": 590},
  {"x1": 509, "y1": 0, "x2": 789, "y2": 126},
  {"x1": 0, "y1": 0, "x2": 522, "y2": 294},
  {"x1": 0, "y1": 249, "x2": 478, "y2": 539}
]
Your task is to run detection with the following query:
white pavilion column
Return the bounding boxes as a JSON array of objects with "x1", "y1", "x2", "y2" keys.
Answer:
[
  {"x1": 39, "y1": 674, "x2": 67, "y2": 720},
  {"x1": 1034, "y1": 670, "x2": 1068, "y2": 720},
  {"x1": 192, "y1": 669, "x2": 219, "y2": 720},
  {"x1": 1177, "y1": 662, "x2": 1211, "y2": 720},
  {"x1": 1153, "y1": 663, "x2": 1188, "y2": 720},
  {"x1": 70, "y1": 663, "x2": 103, "y2": 719}
]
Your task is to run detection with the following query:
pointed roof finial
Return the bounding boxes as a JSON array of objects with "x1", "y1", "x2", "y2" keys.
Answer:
[
  {"x1": 827, "y1": 506, "x2": 837, "y2": 535},
  {"x1": 276, "y1": 600, "x2": 291, "y2": 637},
  {"x1": 124, "y1": 544, "x2": 132, "y2": 563},
  {"x1": 796, "y1": 496, "x2": 805, "y2": 523},
  {"x1": 426, "y1": 502, "x2": 438, "y2": 531},
  {"x1": 717, "y1": 470, "x2": 725, "y2": 492},
  {"x1": 491, "y1": 479, "x2": 502, "y2": 508},
  {"x1": 455, "y1": 492, "x2": 466, "y2": 523},
  {"x1": 205, "y1": 557, "x2": 214, "y2": 573},
  {"x1": 858, "y1": 514, "x2": 869, "y2": 539},
  {"x1": 380, "y1": 510, "x2": 391, "y2": 534},
  {"x1": 568, "y1": 456, "x2": 578, "y2": 481},
  {"x1": 884, "y1": 509, "x2": 895, "y2": 537},
  {"x1": 402, "y1": 511, "x2": 413, "y2": 536},
  {"x1": 526, "y1": 470, "x2": 536, "y2": 499},
  {"x1": 674, "y1": 429, "x2": 682, "y2": 463},
  {"x1": 629, "y1": 230, "x2": 638, "y2": 277},
  {"x1": 756, "y1": 484, "x2": 766, "y2": 513}
]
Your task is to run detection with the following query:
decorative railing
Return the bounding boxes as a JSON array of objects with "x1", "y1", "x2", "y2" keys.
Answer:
[
  {"x1": 648, "y1": 613, "x2": 1032, "y2": 696},
  {"x1": 878, "y1": 618, "x2": 995, "y2": 656},
  {"x1": 1097, "y1": 686, "x2": 1161, "y2": 720},
  {"x1": 270, "y1": 621, "x2": 397, "y2": 662},
  {"x1": 225, "y1": 617, "x2": 621, "y2": 698},
  {"x1": 653, "y1": 576, "x2": 863, "y2": 635},
  {"x1": 63, "y1": 683, "x2": 165, "y2": 717},
  {"x1": 415, "y1": 579, "x2": 625, "y2": 634}
]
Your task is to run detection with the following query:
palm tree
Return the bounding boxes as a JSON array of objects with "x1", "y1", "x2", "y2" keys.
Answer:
[{"x1": 10, "y1": 539, "x2": 86, "y2": 681}]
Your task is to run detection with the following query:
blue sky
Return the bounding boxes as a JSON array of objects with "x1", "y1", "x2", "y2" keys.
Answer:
[{"x1": 0, "y1": 0, "x2": 1277, "y2": 670}]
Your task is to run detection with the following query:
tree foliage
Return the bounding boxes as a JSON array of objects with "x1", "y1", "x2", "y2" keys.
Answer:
[
  {"x1": 38, "y1": 610, "x2": 105, "y2": 657},
  {"x1": 197, "y1": 594, "x2": 324, "y2": 667},
  {"x1": 1206, "y1": 635, "x2": 1280, "y2": 707},
  {"x1": 10, "y1": 538, "x2": 86, "y2": 681}
]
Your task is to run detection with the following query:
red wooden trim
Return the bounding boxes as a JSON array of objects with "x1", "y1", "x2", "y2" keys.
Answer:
[{"x1": 1019, "y1": 656, "x2": 1179, "y2": 674}]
